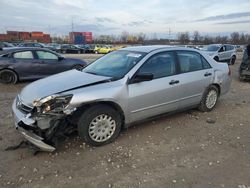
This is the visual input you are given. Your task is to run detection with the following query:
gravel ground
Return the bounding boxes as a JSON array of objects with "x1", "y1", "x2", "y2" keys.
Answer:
[{"x1": 0, "y1": 53, "x2": 250, "y2": 188}]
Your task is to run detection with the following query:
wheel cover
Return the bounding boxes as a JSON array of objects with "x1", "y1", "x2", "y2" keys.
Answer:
[
  {"x1": 206, "y1": 90, "x2": 218, "y2": 109},
  {"x1": 88, "y1": 114, "x2": 116, "y2": 142}
]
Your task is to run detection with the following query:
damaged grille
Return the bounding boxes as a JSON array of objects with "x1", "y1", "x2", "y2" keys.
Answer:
[{"x1": 16, "y1": 95, "x2": 33, "y2": 114}]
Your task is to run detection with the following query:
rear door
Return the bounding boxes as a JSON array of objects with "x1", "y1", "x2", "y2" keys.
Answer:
[
  {"x1": 34, "y1": 50, "x2": 68, "y2": 76},
  {"x1": 175, "y1": 51, "x2": 213, "y2": 108},
  {"x1": 127, "y1": 51, "x2": 181, "y2": 123},
  {"x1": 12, "y1": 50, "x2": 43, "y2": 79}
]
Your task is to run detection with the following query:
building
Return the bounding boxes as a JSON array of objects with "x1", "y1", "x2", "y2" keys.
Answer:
[
  {"x1": 69, "y1": 32, "x2": 93, "y2": 44},
  {"x1": 0, "y1": 31, "x2": 51, "y2": 43}
]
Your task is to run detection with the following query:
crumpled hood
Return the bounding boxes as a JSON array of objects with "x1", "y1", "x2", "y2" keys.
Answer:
[{"x1": 20, "y1": 70, "x2": 111, "y2": 106}]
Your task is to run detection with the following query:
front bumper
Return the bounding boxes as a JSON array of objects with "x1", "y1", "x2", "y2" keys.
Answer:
[{"x1": 12, "y1": 98, "x2": 56, "y2": 152}]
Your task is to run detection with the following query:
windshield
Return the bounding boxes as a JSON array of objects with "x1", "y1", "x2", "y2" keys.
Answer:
[
  {"x1": 202, "y1": 45, "x2": 220, "y2": 52},
  {"x1": 83, "y1": 50, "x2": 146, "y2": 79}
]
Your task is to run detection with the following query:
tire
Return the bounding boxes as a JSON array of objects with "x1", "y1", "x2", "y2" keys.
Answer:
[
  {"x1": 230, "y1": 56, "x2": 236, "y2": 65},
  {"x1": 72, "y1": 64, "x2": 83, "y2": 71},
  {"x1": 78, "y1": 104, "x2": 122, "y2": 146},
  {"x1": 198, "y1": 85, "x2": 219, "y2": 112},
  {"x1": 0, "y1": 69, "x2": 18, "y2": 84},
  {"x1": 214, "y1": 56, "x2": 219, "y2": 62},
  {"x1": 62, "y1": 50, "x2": 66, "y2": 54}
]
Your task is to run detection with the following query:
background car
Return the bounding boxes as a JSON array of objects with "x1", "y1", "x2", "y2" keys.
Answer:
[
  {"x1": 202, "y1": 44, "x2": 236, "y2": 64},
  {"x1": 0, "y1": 42, "x2": 15, "y2": 48},
  {"x1": 96, "y1": 45, "x2": 114, "y2": 54},
  {"x1": 46, "y1": 43, "x2": 61, "y2": 52},
  {"x1": 60, "y1": 44, "x2": 85, "y2": 54},
  {"x1": 239, "y1": 44, "x2": 250, "y2": 81},
  {"x1": 18, "y1": 42, "x2": 46, "y2": 48},
  {"x1": 0, "y1": 47, "x2": 87, "y2": 84}
]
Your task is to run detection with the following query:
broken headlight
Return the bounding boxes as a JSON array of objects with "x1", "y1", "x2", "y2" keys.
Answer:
[{"x1": 33, "y1": 94, "x2": 73, "y2": 114}]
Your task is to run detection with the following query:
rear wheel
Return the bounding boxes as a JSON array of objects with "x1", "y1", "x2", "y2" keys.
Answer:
[
  {"x1": 0, "y1": 69, "x2": 18, "y2": 84},
  {"x1": 198, "y1": 85, "x2": 219, "y2": 112},
  {"x1": 78, "y1": 105, "x2": 122, "y2": 146},
  {"x1": 229, "y1": 56, "x2": 236, "y2": 65}
]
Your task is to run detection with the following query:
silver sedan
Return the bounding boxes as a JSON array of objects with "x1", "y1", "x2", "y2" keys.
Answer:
[{"x1": 12, "y1": 46, "x2": 231, "y2": 151}]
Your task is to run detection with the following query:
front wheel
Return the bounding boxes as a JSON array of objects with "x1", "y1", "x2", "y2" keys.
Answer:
[
  {"x1": 78, "y1": 105, "x2": 122, "y2": 146},
  {"x1": 72, "y1": 65, "x2": 83, "y2": 71},
  {"x1": 198, "y1": 85, "x2": 219, "y2": 112},
  {"x1": 0, "y1": 69, "x2": 18, "y2": 84}
]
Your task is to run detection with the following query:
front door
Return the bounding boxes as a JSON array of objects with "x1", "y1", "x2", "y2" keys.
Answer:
[{"x1": 127, "y1": 51, "x2": 181, "y2": 123}]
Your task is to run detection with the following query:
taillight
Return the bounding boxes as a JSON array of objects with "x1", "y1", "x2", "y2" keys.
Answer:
[{"x1": 228, "y1": 66, "x2": 231, "y2": 76}]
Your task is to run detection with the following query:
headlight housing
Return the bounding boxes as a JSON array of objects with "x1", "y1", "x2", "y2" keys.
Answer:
[{"x1": 33, "y1": 94, "x2": 73, "y2": 114}]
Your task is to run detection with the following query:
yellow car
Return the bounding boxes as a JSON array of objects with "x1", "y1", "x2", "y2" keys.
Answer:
[
  {"x1": 94, "y1": 45, "x2": 103, "y2": 54},
  {"x1": 96, "y1": 45, "x2": 113, "y2": 54}
]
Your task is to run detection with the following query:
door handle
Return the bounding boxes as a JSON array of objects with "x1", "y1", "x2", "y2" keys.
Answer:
[
  {"x1": 204, "y1": 72, "x2": 212, "y2": 77},
  {"x1": 169, "y1": 80, "x2": 179, "y2": 85}
]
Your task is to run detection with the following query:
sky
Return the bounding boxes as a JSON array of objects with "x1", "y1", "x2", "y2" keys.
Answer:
[{"x1": 0, "y1": 0, "x2": 250, "y2": 38}]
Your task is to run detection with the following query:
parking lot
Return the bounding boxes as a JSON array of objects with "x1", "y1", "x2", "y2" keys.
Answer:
[{"x1": 0, "y1": 53, "x2": 250, "y2": 188}]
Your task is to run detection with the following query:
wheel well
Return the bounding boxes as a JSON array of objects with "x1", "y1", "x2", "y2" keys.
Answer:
[
  {"x1": 73, "y1": 101, "x2": 125, "y2": 127},
  {"x1": 0, "y1": 68, "x2": 19, "y2": 80},
  {"x1": 211, "y1": 83, "x2": 221, "y2": 96}
]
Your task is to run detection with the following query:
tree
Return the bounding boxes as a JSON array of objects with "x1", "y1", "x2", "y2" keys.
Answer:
[
  {"x1": 178, "y1": 32, "x2": 189, "y2": 44},
  {"x1": 239, "y1": 33, "x2": 246, "y2": 44},
  {"x1": 202, "y1": 35, "x2": 213, "y2": 45},
  {"x1": 193, "y1": 31, "x2": 201, "y2": 45},
  {"x1": 121, "y1": 31, "x2": 129, "y2": 43},
  {"x1": 137, "y1": 32, "x2": 146, "y2": 43},
  {"x1": 231, "y1": 32, "x2": 240, "y2": 44}
]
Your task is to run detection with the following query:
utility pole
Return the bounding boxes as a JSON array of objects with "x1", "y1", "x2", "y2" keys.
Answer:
[
  {"x1": 71, "y1": 17, "x2": 74, "y2": 32},
  {"x1": 168, "y1": 28, "x2": 171, "y2": 44}
]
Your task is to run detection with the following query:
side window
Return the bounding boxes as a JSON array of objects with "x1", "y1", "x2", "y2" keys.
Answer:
[
  {"x1": 13, "y1": 51, "x2": 34, "y2": 59},
  {"x1": 138, "y1": 52, "x2": 176, "y2": 79},
  {"x1": 36, "y1": 51, "x2": 58, "y2": 60},
  {"x1": 225, "y1": 45, "x2": 231, "y2": 51},
  {"x1": 34, "y1": 43, "x2": 41, "y2": 47},
  {"x1": 177, "y1": 51, "x2": 203, "y2": 73},
  {"x1": 0, "y1": 53, "x2": 9, "y2": 58},
  {"x1": 219, "y1": 46, "x2": 225, "y2": 52}
]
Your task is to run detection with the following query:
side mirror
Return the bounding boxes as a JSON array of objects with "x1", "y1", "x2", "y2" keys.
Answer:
[
  {"x1": 58, "y1": 56, "x2": 64, "y2": 61},
  {"x1": 132, "y1": 73, "x2": 153, "y2": 83}
]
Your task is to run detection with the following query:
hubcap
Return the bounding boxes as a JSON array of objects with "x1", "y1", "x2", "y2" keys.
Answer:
[
  {"x1": 88, "y1": 114, "x2": 116, "y2": 142},
  {"x1": 206, "y1": 90, "x2": 217, "y2": 109}
]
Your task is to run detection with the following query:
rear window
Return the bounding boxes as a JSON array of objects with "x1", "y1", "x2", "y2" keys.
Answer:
[
  {"x1": 13, "y1": 51, "x2": 34, "y2": 59},
  {"x1": 177, "y1": 51, "x2": 211, "y2": 73}
]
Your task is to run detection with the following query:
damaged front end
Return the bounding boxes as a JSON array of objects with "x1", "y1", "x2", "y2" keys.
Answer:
[{"x1": 12, "y1": 94, "x2": 76, "y2": 152}]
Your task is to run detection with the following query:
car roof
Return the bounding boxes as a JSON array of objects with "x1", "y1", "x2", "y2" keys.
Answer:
[
  {"x1": 120, "y1": 45, "x2": 200, "y2": 53},
  {"x1": 0, "y1": 47, "x2": 53, "y2": 55}
]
